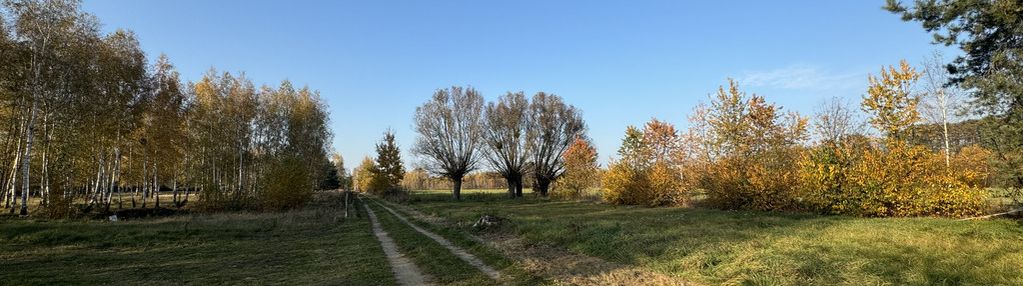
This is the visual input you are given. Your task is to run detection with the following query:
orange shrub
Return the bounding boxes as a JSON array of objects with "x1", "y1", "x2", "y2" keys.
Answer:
[{"x1": 602, "y1": 121, "x2": 687, "y2": 206}]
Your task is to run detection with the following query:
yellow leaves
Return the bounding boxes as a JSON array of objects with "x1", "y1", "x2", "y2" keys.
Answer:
[
  {"x1": 603, "y1": 119, "x2": 688, "y2": 206},
  {"x1": 557, "y1": 137, "x2": 600, "y2": 199},
  {"x1": 601, "y1": 160, "x2": 642, "y2": 204},
  {"x1": 797, "y1": 139, "x2": 988, "y2": 217},
  {"x1": 667, "y1": 79, "x2": 809, "y2": 211},
  {"x1": 863, "y1": 59, "x2": 922, "y2": 140}
]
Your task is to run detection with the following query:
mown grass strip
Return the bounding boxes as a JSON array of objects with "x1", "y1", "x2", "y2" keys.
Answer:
[{"x1": 0, "y1": 192, "x2": 396, "y2": 285}]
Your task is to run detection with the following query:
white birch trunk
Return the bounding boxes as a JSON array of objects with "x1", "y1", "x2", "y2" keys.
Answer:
[
  {"x1": 154, "y1": 161, "x2": 159, "y2": 208},
  {"x1": 19, "y1": 100, "x2": 36, "y2": 216}
]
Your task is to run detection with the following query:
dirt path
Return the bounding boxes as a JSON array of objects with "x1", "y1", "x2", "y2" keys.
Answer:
[
  {"x1": 383, "y1": 201, "x2": 697, "y2": 286},
  {"x1": 364, "y1": 202, "x2": 432, "y2": 286},
  {"x1": 372, "y1": 200, "x2": 503, "y2": 281}
]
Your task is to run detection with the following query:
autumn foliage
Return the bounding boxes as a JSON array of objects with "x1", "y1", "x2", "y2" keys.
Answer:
[
  {"x1": 796, "y1": 61, "x2": 987, "y2": 217},
  {"x1": 603, "y1": 120, "x2": 687, "y2": 206},
  {"x1": 603, "y1": 67, "x2": 991, "y2": 217},
  {"x1": 554, "y1": 137, "x2": 600, "y2": 199},
  {"x1": 691, "y1": 80, "x2": 808, "y2": 211}
]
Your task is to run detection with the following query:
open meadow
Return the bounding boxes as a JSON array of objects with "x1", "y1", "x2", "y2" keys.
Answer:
[
  {"x1": 399, "y1": 189, "x2": 1023, "y2": 285},
  {"x1": 2, "y1": 189, "x2": 1021, "y2": 285}
]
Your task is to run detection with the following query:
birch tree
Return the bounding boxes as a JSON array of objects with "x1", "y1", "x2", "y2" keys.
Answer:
[
  {"x1": 4, "y1": 0, "x2": 90, "y2": 215},
  {"x1": 0, "y1": 1, "x2": 332, "y2": 215},
  {"x1": 919, "y1": 52, "x2": 965, "y2": 169}
]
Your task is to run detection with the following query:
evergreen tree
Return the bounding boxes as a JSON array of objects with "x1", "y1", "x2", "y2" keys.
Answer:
[
  {"x1": 370, "y1": 130, "x2": 404, "y2": 194},
  {"x1": 886, "y1": 0, "x2": 1023, "y2": 189}
]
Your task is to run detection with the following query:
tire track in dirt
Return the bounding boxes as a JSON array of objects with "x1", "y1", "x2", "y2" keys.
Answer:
[
  {"x1": 382, "y1": 200, "x2": 698, "y2": 286},
  {"x1": 372, "y1": 200, "x2": 503, "y2": 281},
  {"x1": 364, "y1": 200, "x2": 433, "y2": 286}
]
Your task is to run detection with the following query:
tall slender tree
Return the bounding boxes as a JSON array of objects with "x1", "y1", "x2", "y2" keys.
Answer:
[
  {"x1": 4, "y1": 0, "x2": 94, "y2": 215},
  {"x1": 331, "y1": 152, "x2": 351, "y2": 191}
]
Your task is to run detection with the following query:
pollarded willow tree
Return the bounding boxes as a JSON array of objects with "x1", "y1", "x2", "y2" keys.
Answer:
[
  {"x1": 526, "y1": 92, "x2": 585, "y2": 197},
  {"x1": 482, "y1": 92, "x2": 531, "y2": 198},
  {"x1": 412, "y1": 86, "x2": 486, "y2": 200}
]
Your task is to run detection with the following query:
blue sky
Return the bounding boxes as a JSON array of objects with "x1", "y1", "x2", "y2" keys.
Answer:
[{"x1": 83, "y1": 0, "x2": 953, "y2": 166}]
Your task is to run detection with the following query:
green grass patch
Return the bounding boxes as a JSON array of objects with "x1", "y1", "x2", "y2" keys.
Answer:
[
  {"x1": 404, "y1": 189, "x2": 1023, "y2": 285},
  {"x1": 0, "y1": 192, "x2": 395, "y2": 286}
]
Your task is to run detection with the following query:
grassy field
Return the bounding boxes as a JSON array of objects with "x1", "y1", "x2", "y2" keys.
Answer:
[
  {"x1": 3, "y1": 188, "x2": 1020, "y2": 285},
  {"x1": 404, "y1": 189, "x2": 1023, "y2": 285},
  {"x1": 0, "y1": 192, "x2": 395, "y2": 285}
]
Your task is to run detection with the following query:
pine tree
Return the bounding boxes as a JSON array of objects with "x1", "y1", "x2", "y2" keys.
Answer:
[{"x1": 370, "y1": 130, "x2": 404, "y2": 195}]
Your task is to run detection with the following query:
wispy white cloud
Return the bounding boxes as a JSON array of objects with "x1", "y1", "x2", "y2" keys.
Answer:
[{"x1": 738, "y1": 65, "x2": 863, "y2": 91}]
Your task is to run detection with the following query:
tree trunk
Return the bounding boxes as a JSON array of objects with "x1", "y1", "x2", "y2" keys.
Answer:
[
  {"x1": 506, "y1": 177, "x2": 516, "y2": 198},
  {"x1": 90, "y1": 152, "x2": 104, "y2": 207},
  {"x1": 20, "y1": 100, "x2": 37, "y2": 216},
  {"x1": 172, "y1": 177, "x2": 178, "y2": 208},
  {"x1": 515, "y1": 177, "x2": 524, "y2": 198},
  {"x1": 0, "y1": 115, "x2": 17, "y2": 208},
  {"x1": 452, "y1": 175, "x2": 463, "y2": 200},
  {"x1": 940, "y1": 90, "x2": 951, "y2": 170},
  {"x1": 141, "y1": 150, "x2": 147, "y2": 208},
  {"x1": 38, "y1": 113, "x2": 48, "y2": 206},
  {"x1": 5, "y1": 129, "x2": 23, "y2": 210},
  {"x1": 535, "y1": 177, "x2": 551, "y2": 197},
  {"x1": 154, "y1": 162, "x2": 159, "y2": 208},
  {"x1": 106, "y1": 147, "x2": 120, "y2": 212}
]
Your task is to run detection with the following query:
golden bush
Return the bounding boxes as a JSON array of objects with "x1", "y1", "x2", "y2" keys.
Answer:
[
  {"x1": 601, "y1": 160, "x2": 650, "y2": 205},
  {"x1": 798, "y1": 140, "x2": 987, "y2": 217}
]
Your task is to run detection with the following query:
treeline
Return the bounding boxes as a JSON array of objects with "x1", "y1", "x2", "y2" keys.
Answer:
[
  {"x1": 604, "y1": 62, "x2": 994, "y2": 217},
  {"x1": 388, "y1": 61, "x2": 1009, "y2": 218},
  {"x1": 400, "y1": 168, "x2": 532, "y2": 191},
  {"x1": 390, "y1": 0, "x2": 1022, "y2": 218},
  {"x1": 0, "y1": 0, "x2": 332, "y2": 216},
  {"x1": 347, "y1": 86, "x2": 591, "y2": 201}
]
